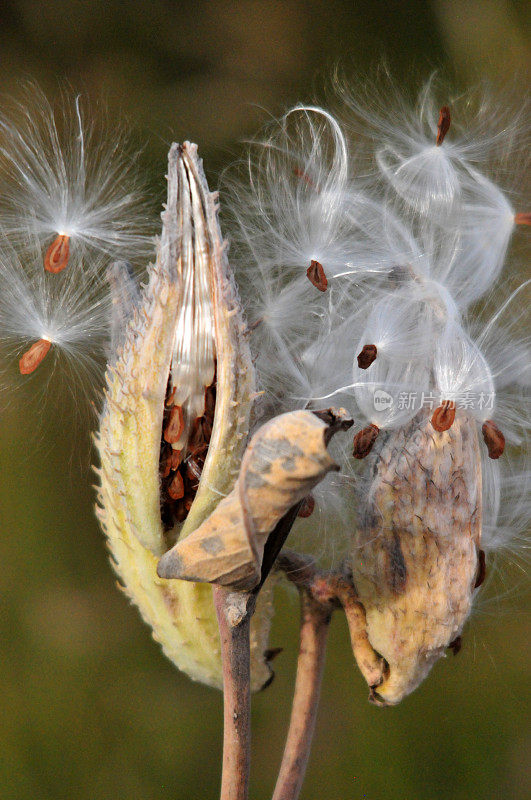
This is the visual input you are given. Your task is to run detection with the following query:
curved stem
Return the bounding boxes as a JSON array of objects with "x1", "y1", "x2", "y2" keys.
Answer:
[
  {"x1": 272, "y1": 590, "x2": 332, "y2": 800},
  {"x1": 214, "y1": 586, "x2": 256, "y2": 800}
]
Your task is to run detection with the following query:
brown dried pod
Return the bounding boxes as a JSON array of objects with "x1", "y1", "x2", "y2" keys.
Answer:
[
  {"x1": 44, "y1": 233, "x2": 70, "y2": 273},
  {"x1": 157, "y1": 408, "x2": 352, "y2": 591},
  {"x1": 351, "y1": 412, "x2": 481, "y2": 705},
  {"x1": 514, "y1": 212, "x2": 531, "y2": 226},
  {"x1": 436, "y1": 105, "x2": 451, "y2": 146},
  {"x1": 19, "y1": 338, "x2": 52, "y2": 374},
  {"x1": 353, "y1": 424, "x2": 379, "y2": 459},
  {"x1": 306, "y1": 259, "x2": 328, "y2": 292},
  {"x1": 482, "y1": 420, "x2": 505, "y2": 459},
  {"x1": 431, "y1": 400, "x2": 456, "y2": 432},
  {"x1": 357, "y1": 344, "x2": 377, "y2": 370}
]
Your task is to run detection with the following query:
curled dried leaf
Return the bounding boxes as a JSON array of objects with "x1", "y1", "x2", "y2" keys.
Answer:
[{"x1": 157, "y1": 408, "x2": 352, "y2": 591}]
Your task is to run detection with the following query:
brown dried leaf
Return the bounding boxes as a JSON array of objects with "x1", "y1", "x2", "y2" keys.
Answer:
[{"x1": 157, "y1": 408, "x2": 352, "y2": 590}]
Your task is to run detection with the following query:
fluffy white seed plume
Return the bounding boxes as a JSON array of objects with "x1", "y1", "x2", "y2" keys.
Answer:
[
  {"x1": 225, "y1": 78, "x2": 530, "y2": 574},
  {"x1": 0, "y1": 84, "x2": 154, "y2": 272},
  {"x1": 0, "y1": 229, "x2": 113, "y2": 414},
  {"x1": 224, "y1": 105, "x2": 361, "y2": 293}
]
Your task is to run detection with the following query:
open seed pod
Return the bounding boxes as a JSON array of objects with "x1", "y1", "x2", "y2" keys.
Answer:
[
  {"x1": 95, "y1": 142, "x2": 273, "y2": 690},
  {"x1": 351, "y1": 410, "x2": 482, "y2": 705}
]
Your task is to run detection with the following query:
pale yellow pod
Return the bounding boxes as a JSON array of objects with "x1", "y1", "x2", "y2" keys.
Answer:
[
  {"x1": 95, "y1": 142, "x2": 274, "y2": 691},
  {"x1": 157, "y1": 409, "x2": 347, "y2": 591},
  {"x1": 351, "y1": 411, "x2": 482, "y2": 705}
]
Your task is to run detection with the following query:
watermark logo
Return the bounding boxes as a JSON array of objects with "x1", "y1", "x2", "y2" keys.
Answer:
[
  {"x1": 371, "y1": 388, "x2": 495, "y2": 413},
  {"x1": 373, "y1": 389, "x2": 393, "y2": 411}
]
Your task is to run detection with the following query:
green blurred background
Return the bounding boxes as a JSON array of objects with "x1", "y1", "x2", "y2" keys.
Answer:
[{"x1": 0, "y1": 2, "x2": 529, "y2": 799}]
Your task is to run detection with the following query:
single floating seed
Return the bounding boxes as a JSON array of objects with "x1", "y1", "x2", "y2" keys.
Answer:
[
  {"x1": 353, "y1": 424, "x2": 379, "y2": 459},
  {"x1": 482, "y1": 420, "x2": 505, "y2": 459},
  {"x1": 164, "y1": 404, "x2": 185, "y2": 444},
  {"x1": 474, "y1": 548, "x2": 486, "y2": 588},
  {"x1": 514, "y1": 212, "x2": 531, "y2": 226},
  {"x1": 306, "y1": 259, "x2": 328, "y2": 292},
  {"x1": 297, "y1": 493, "x2": 315, "y2": 518},
  {"x1": 436, "y1": 105, "x2": 451, "y2": 146},
  {"x1": 431, "y1": 401, "x2": 456, "y2": 432},
  {"x1": 44, "y1": 234, "x2": 70, "y2": 274},
  {"x1": 19, "y1": 338, "x2": 51, "y2": 374},
  {"x1": 357, "y1": 344, "x2": 377, "y2": 370}
]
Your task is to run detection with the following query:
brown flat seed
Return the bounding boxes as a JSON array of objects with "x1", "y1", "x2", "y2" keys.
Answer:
[
  {"x1": 436, "y1": 105, "x2": 451, "y2": 146},
  {"x1": 297, "y1": 493, "x2": 315, "y2": 518},
  {"x1": 431, "y1": 401, "x2": 456, "y2": 432},
  {"x1": 164, "y1": 405, "x2": 185, "y2": 444},
  {"x1": 353, "y1": 424, "x2": 379, "y2": 459},
  {"x1": 482, "y1": 420, "x2": 505, "y2": 459},
  {"x1": 168, "y1": 471, "x2": 185, "y2": 500},
  {"x1": 357, "y1": 344, "x2": 378, "y2": 370},
  {"x1": 19, "y1": 338, "x2": 51, "y2": 374},
  {"x1": 170, "y1": 449, "x2": 183, "y2": 469},
  {"x1": 515, "y1": 212, "x2": 531, "y2": 226},
  {"x1": 306, "y1": 259, "x2": 328, "y2": 292},
  {"x1": 44, "y1": 234, "x2": 70, "y2": 273},
  {"x1": 475, "y1": 548, "x2": 486, "y2": 588}
]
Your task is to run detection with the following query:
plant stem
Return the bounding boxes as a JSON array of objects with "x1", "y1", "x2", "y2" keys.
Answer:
[
  {"x1": 272, "y1": 589, "x2": 332, "y2": 800},
  {"x1": 214, "y1": 586, "x2": 256, "y2": 800}
]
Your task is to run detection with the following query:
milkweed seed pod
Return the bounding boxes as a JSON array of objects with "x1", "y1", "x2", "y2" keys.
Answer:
[
  {"x1": 95, "y1": 142, "x2": 275, "y2": 690},
  {"x1": 351, "y1": 410, "x2": 482, "y2": 705}
]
